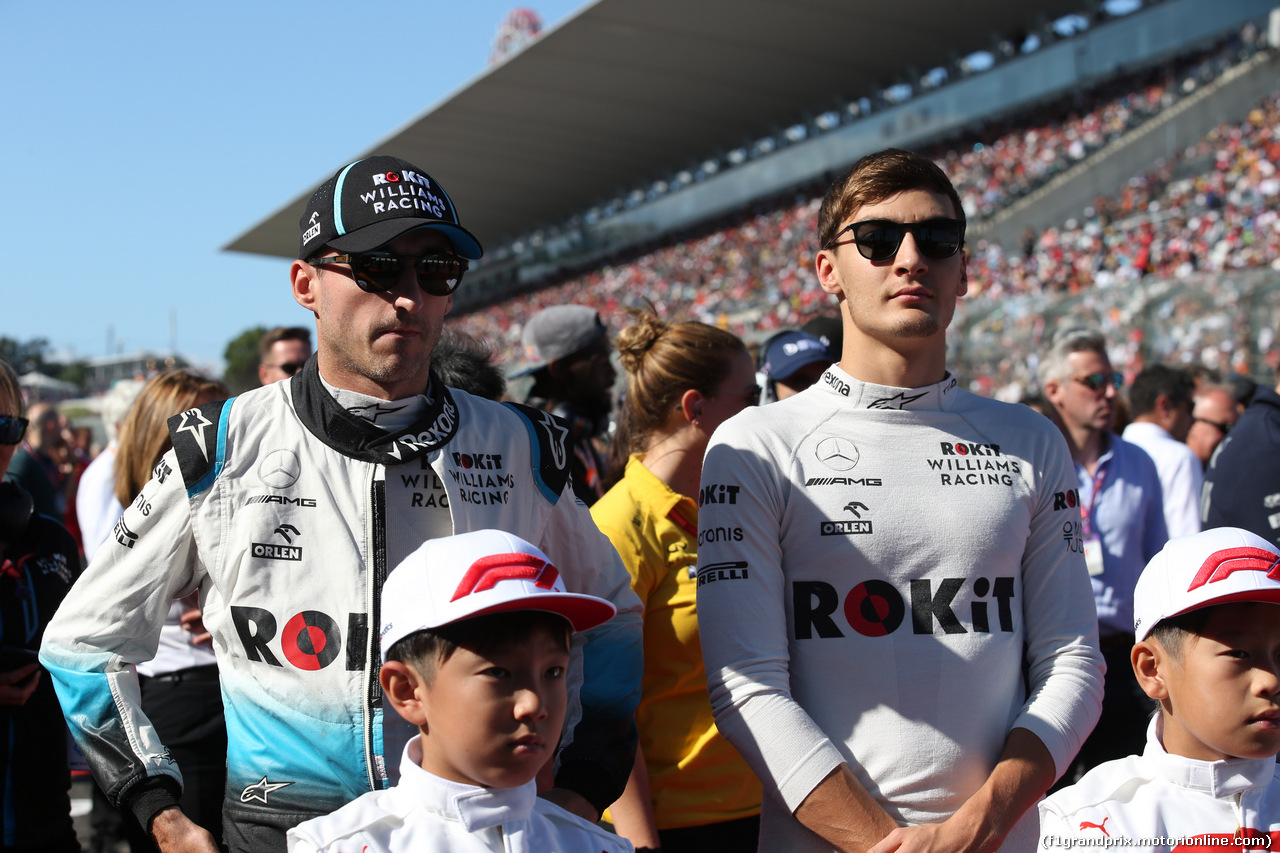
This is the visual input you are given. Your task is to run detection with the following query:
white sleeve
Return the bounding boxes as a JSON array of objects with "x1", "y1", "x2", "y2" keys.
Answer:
[
  {"x1": 1036, "y1": 801, "x2": 1072, "y2": 852},
  {"x1": 1162, "y1": 449, "x2": 1204, "y2": 539},
  {"x1": 696, "y1": 420, "x2": 846, "y2": 812},
  {"x1": 40, "y1": 448, "x2": 202, "y2": 810},
  {"x1": 1012, "y1": 431, "x2": 1106, "y2": 778}
]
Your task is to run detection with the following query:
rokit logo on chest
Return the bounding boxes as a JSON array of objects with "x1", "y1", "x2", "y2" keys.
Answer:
[{"x1": 793, "y1": 575, "x2": 1016, "y2": 639}]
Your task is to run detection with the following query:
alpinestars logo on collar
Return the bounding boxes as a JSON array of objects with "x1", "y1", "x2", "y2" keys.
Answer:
[
  {"x1": 868, "y1": 391, "x2": 927, "y2": 410},
  {"x1": 240, "y1": 776, "x2": 294, "y2": 804},
  {"x1": 347, "y1": 401, "x2": 408, "y2": 423}
]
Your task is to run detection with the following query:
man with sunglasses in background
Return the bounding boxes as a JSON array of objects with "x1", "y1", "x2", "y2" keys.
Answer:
[
  {"x1": 42, "y1": 155, "x2": 642, "y2": 853},
  {"x1": 1185, "y1": 382, "x2": 1238, "y2": 468},
  {"x1": 256, "y1": 325, "x2": 312, "y2": 386},
  {"x1": 1039, "y1": 327, "x2": 1167, "y2": 785},
  {"x1": 1202, "y1": 360, "x2": 1280, "y2": 548},
  {"x1": 698, "y1": 148, "x2": 1103, "y2": 853}
]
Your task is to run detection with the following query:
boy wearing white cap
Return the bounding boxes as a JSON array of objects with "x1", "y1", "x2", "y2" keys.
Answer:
[
  {"x1": 287, "y1": 530, "x2": 632, "y2": 853},
  {"x1": 1038, "y1": 527, "x2": 1280, "y2": 851}
]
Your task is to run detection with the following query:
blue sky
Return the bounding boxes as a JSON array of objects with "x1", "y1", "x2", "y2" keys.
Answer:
[{"x1": 1, "y1": 0, "x2": 584, "y2": 373}]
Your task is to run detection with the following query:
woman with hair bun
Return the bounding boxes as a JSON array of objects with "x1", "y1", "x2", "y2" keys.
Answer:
[{"x1": 591, "y1": 312, "x2": 761, "y2": 853}]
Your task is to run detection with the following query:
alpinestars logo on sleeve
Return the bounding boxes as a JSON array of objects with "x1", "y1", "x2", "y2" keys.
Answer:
[
  {"x1": 535, "y1": 411, "x2": 569, "y2": 469},
  {"x1": 240, "y1": 776, "x2": 294, "y2": 804},
  {"x1": 176, "y1": 408, "x2": 215, "y2": 460}
]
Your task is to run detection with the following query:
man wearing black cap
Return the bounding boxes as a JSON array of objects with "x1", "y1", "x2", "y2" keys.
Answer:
[
  {"x1": 42, "y1": 156, "x2": 643, "y2": 853},
  {"x1": 512, "y1": 305, "x2": 617, "y2": 505}
]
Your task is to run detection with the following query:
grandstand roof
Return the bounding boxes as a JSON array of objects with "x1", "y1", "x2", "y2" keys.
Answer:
[{"x1": 227, "y1": 0, "x2": 1084, "y2": 259}]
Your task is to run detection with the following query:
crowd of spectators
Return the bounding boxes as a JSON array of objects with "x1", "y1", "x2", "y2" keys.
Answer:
[
  {"x1": 958, "y1": 85, "x2": 1280, "y2": 398},
  {"x1": 453, "y1": 25, "x2": 1280, "y2": 401}
]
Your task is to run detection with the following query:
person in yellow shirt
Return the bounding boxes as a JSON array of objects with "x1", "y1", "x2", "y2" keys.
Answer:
[{"x1": 592, "y1": 311, "x2": 761, "y2": 853}]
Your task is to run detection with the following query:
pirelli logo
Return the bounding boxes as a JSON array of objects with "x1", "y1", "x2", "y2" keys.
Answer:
[{"x1": 696, "y1": 560, "x2": 749, "y2": 586}]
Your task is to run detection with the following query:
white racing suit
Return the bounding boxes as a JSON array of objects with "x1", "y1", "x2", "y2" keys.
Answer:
[
  {"x1": 41, "y1": 359, "x2": 643, "y2": 847},
  {"x1": 1039, "y1": 718, "x2": 1280, "y2": 851},
  {"x1": 697, "y1": 366, "x2": 1104, "y2": 852}
]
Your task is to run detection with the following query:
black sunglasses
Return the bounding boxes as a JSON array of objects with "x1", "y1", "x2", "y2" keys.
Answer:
[
  {"x1": 1073, "y1": 372, "x2": 1124, "y2": 393},
  {"x1": 1194, "y1": 416, "x2": 1233, "y2": 436},
  {"x1": 308, "y1": 252, "x2": 468, "y2": 297},
  {"x1": 823, "y1": 218, "x2": 965, "y2": 261},
  {"x1": 0, "y1": 415, "x2": 28, "y2": 445},
  {"x1": 266, "y1": 361, "x2": 305, "y2": 376}
]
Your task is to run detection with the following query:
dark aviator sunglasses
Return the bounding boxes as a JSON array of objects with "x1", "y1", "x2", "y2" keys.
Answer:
[
  {"x1": 823, "y1": 218, "x2": 965, "y2": 261},
  {"x1": 1073, "y1": 372, "x2": 1124, "y2": 393},
  {"x1": 308, "y1": 251, "x2": 468, "y2": 297}
]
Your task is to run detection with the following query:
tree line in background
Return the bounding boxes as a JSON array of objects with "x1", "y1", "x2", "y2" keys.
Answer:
[
  {"x1": 0, "y1": 337, "x2": 88, "y2": 389},
  {"x1": 1, "y1": 326, "x2": 269, "y2": 398}
]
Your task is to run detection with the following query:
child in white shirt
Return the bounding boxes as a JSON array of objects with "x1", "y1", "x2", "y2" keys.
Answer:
[
  {"x1": 288, "y1": 529, "x2": 633, "y2": 852},
  {"x1": 1038, "y1": 527, "x2": 1280, "y2": 851}
]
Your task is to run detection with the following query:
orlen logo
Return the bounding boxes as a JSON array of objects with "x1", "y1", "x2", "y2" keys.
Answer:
[
  {"x1": 793, "y1": 576, "x2": 1015, "y2": 639},
  {"x1": 451, "y1": 553, "x2": 559, "y2": 600},
  {"x1": 1053, "y1": 489, "x2": 1080, "y2": 511},
  {"x1": 1187, "y1": 547, "x2": 1280, "y2": 591}
]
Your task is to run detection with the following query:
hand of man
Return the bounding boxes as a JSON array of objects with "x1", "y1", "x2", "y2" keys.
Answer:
[
  {"x1": 868, "y1": 814, "x2": 989, "y2": 853},
  {"x1": 179, "y1": 594, "x2": 211, "y2": 647},
  {"x1": 150, "y1": 807, "x2": 220, "y2": 853},
  {"x1": 538, "y1": 787, "x2": 599, "y2": 823},
  {"x1": 867, "y1": 728, "x2": 1054, "y2": 853},
  {"x1": 0, "y1": 662, "x2": 41, "y2": 705}
]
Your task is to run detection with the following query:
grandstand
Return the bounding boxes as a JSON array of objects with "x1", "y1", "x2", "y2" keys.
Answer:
[{"x1": 228, "y1": 0, "x2": 1280, "y2": 393}]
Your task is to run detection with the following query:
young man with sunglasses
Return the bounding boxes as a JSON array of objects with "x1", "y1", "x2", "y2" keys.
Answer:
[
  {"x1": 697, "y1": 148, "x2": 1103, "y2": 853},
  {"x1": 42, "y1": 155, "x2": 642, "y2": 853},
  {"x1": 1185, "y1": 383, "x2": 1238, "y2": 468},
  {"x1": 1202, "y1": 364, "x2": 1280, "y2": 548},
  {"x1": 1039, "y1": 327, "x2": 1167, "y2": 784},
  {"x1": 257, "y1": 326, "x2": 312, "y2": 386}
]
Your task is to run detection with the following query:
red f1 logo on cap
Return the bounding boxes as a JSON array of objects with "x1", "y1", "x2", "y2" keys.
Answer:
[
  {"x1": 451, "y1": 553, "x2": 561, "y2": 601},
  {"x1": 1187, "y1": 547, "x2": 1280, "y2": 591}
]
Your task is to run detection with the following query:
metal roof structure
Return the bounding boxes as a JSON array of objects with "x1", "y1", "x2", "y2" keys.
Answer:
[{"x1": 226, "y1": 0, "x2": 1086, "y2": 259}]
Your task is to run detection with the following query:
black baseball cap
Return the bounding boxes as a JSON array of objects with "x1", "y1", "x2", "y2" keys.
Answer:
[{"x1": 299, "y1": 155, "x2": 484, "y2": 260}]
